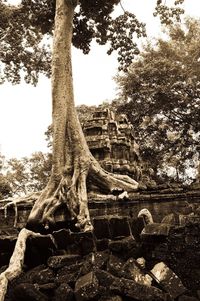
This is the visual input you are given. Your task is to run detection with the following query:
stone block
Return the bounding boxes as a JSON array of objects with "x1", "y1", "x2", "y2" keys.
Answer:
[
  {"x1": 81, "y1": 251, "x2": 110, "y2": 275},
  {"x1": 52, "y1": 283, "x2": 74, "y2": 301},
  {"x1": 122, "y1": 258, "x2": 152, "y2": 286},
  {"x1": 75, "y1": 271, "x2": 99, "y2": 301},
  {"x1": 56, "y1": 262, "x2": 83, "y2": 284},
  {"x1": 130, "y1": 217, "x2": 146, "y2": 241},
  {"x1": 47, "y1": 254, "x2": 81, "y2": 269},
  {"x1": 93, "y1": 217, "x2": 111, "y2": 239},
  {"x1": 141, "y1": 223, "x2": 171, "y2": 243},
  {"x1": 52, "y1": 229, "x2": 73, "y2": 250},
  {"x1": 96, "y1": 238, "x2": 109, "y2": 251},
  {"x1": 109, "y1": 216, "x2": 130, "y2": 239},
  {"x1": 95, "y1": 269, "x2": 117, "y2": 288},
  {"x1": 71, "y1": 231, "x2": 96, "y2": 256},
  {"x1": 151, "y1": 262, "x2": 187, "y2": 299},
  {"x1": 0, "y1": 233, "x2": 17, "y2": 252},
  {"x1": 178, "y1": 296, "x2": 199, "y2": 301},
  {"x1": 142, "y1": 223, "x2": 171, "y2": 236},
  {"x1": 12, "y1": 283, "x2": 49, "y2": 301},
  {"x1": 98, "y1": 295, "x2": 123, "y2": 301},
  {"x1": 107, "y1": 254, "x2": 124, "y2": 277},
  {"x1": 110, "y1": 277, "x2": 167, "y2": 300},
  {"x1": 20, "y1": 264, "x2": 55, "y2": 284},
  {"x1": 25, "y1": 235, "x2": 55, "y2": 267},
  {"x1": 108, "y1": 236, "x2": 137, "y2": 253}
]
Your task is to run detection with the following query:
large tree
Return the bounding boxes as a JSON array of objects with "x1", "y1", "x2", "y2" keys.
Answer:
[
  {"x1": 0, "y1": 0, "x2": 185, "y2": 232},
  {"x1": 0, "y1": 0, "x2": 186, "y2": 297},
  {"x1": 116, "y1": 17, "x2": 200, "y2": 183}
]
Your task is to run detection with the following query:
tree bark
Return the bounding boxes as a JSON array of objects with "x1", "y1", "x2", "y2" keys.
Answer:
[
  {"x1": 0, "y1": 229, "x2": 56, "y2": 301},
  {"x1": 27, "y1": 0, "x2": 138, "y2": 232}
]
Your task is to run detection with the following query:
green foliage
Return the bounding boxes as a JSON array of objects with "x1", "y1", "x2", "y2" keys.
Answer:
[
  {"x1": 2, "y1": 152, "x2": 52, "y2": 196},
  {"x1": 116, "y1": 17, "x2": 200, "y2": 183},
  {"x1": 0, "y1": 0, "x2": 185, "y2": 83}
]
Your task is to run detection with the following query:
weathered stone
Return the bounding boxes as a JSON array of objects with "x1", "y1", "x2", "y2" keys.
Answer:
[
  {"x1": 161, "y1": 213, "x2": 178, "y2": 225},
  {"x1": 109, "y1": 216, "x2": 130, "y2": 239},
  {"x1": 12, "y1": 283, "x2": 48, "y2": 301},
  {"x1": 70, "y1": 231, "x2": 96, "y2": 255},
  {"x1": 98, "y1": 294, "x2": 123, "y2": 301},
  {"x1": 93, "y1": 217, "x2": 111, "y2": 239},
  {"x1": 52, "y1": 229, "x2": 72, "y2": 250},
  {"x1": 95, "y1": 269, "x2": 117, "y2": 288},
  {"x1": 38, "y1": 282, "x2": 57, "y2": 297},
  {"x1": 96, "y1": 238, "x2": 109, "y2": 251},
  {"x1": 38, "y1": 282, "x2": 57, "y2": 292},
  {"x1": 142, "y1": 223, "x2": 171, "y2": 236},
  {"x1": 151, "y1": 262, "x2": 187, "y2": 299},
  {"x1": 107, "y1": 254, "x2": 124, "y2": 277},
  {"x1": 81, "y1": 251, "x2": 110, "y2": 275},
  {"x1": 108, "y1": 236, "x2": 137, "y2": 253},
  {"x1": 75, "y1": 271, "x2": 99, "y2": 301},
  {"x1": 47, "y1": 254, "x2": 81, "y2": 269},
  {"x1": 153, "y1": 243, "x2": 169, "y2": 261},
  {"x1": 178, "y1": 295, "x2": 199, "y2": 301},
  {"x1": 122, "y1": 257, "x2": 152, "y2": 286},
  {"x1": 130, "y1": 216, "x2": 146, "y2": 241},
  {"x1": 83, "y1": 109, "x2": 142, "y2": 181},
  {"x1": 20, "y1": 264, "x2": 55, "y2": 284},
  {"x1": 56, "y1": 262, "x2": 83, "y2": 284},
  {"x1": 0, "y1": 233, "x2": 17, "y2": 252},
  {"x1": 110, "y1": 277, "x2": 167, "y2": 300},
  {"x1": 0, "y1": 252, "x2": 13, "y2": 267},
  {"x1": 52, "y1": 283, "x2": 74, "y2": 301},
  {"x1": 25, "y1": 235, "x2": 55, "y2": 267}
]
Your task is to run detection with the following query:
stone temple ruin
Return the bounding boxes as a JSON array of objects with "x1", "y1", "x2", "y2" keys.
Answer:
[
  {"x1": 83, "y1": 108, "x2": 142, "y2": 181},
  {"x1": 1, "y1": 109, "x2": 200, "y2": 300}
]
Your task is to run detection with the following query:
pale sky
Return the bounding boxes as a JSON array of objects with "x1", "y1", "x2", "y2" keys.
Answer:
[{"x1": 0, "y1": 0, "x2": 199, "y2": 158}]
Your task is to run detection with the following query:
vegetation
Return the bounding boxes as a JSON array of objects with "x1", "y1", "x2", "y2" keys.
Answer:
[
  {"x1": 116, "y1": 17, "x2": 200, "y2": 184},
  {"x1": 0, "y1": 0, "x2": 187, "y2": 297}
]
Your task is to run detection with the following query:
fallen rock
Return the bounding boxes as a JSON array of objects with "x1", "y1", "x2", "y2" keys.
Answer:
[
  {"x1": 122, "y1": 257, "x2": 152, "y2": 286},
  {"x1": 109, "y1": 216, "x2": 130, "y2": 239},
  {"x1": 93, "y1": 217, "x2": 111, "y2": 239},
  {"x1": 151, "y1": 262, "x2": 187, "y2": 299},
  {"x1": 74, "y1": 271, "x2": 99, "y2": 301},
  {"x1": 12, "y1": 283, "x2": 49, "y2": 301},
  {"x1": 107, "y1": 254, "x2": 124, "y2": 277},
  {"x1": 56, "y1": 262, "x2": 83, "y2": 285},
  {"x1": 130, "y1": 216, "x2": 146, "y2": 241},
  {"x1": 81, "y1": 250, "x2": 109, "y2": 275},
  {"x1": 95, "y1": 269, "x2": 117, "y2": 288},
  {"x1": 52, "y1": 283, "x2": 74, "y2": 301},
  {"x1": 52, "y1": 229, "x2": 72, "y2": 250},
  {"x1": 20, "y1": 264, "x2": 55, "y2": 284},
  {"x1": 47, "y1": 254, "x2": 81, "y2": 269},
  {"x1": 110, "y1": 277, "x2": 167, "y2": 300},
  {"x1": 70, "y1": 231, "x2": 96, "y2": 255},
  {"x1": 141, "y1": 223, "x2": 171, "y2": 239},
  {"x1": 98, "y1": 294, "x2": 123, "y2": 301},
  {"x1": 178, "y1": 295, "x2": 199, "y2": 301},
  {"x1": 108, "y1": 236, "x2": 137, "y2": 253}
]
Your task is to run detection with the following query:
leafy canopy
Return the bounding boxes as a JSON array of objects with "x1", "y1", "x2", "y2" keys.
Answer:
[
  {"x1": 116, "y1": 17, "x2": 200, "y2": 183},
  {"x1": 0, "y1": 0, "x2": 184, "y2": 85}
]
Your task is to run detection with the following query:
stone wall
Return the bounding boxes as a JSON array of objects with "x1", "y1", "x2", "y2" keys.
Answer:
[{"x1": 2, "y1": 216, "x2": 200, "y2": 300}]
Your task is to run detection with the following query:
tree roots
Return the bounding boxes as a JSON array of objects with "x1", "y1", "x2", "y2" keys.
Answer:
[
  {"x1": 1, "y1": 159, "x2": 139, "y2": 233},
  {"x1": 0, "y1": 228, "x2": 57, "y2": 301},
  {"x1": 27, "y1": 158, "x2": 138, "y2": 232}
]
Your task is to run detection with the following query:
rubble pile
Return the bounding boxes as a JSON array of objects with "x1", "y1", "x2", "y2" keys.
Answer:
[{"x1": 1, "y1": 213, "x2": 200, "y2": 301}]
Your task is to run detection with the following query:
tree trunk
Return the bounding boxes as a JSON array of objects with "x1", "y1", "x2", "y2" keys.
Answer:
[{"x1": 27, "y1": 0, "x2": 138, "y2": 232}]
